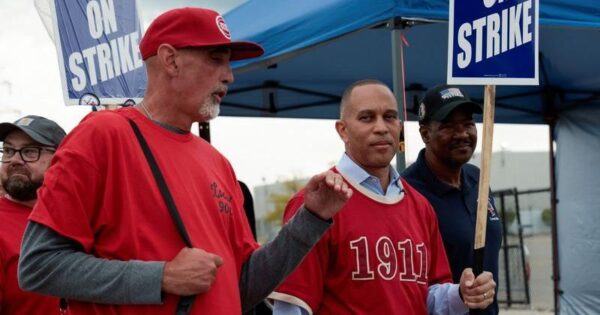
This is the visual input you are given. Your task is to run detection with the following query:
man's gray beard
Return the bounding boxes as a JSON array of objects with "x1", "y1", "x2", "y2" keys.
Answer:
[
  {"x1": 199, "y1": 101, "x2": 220, "y2": 121},
  {"x1": 2, "y1": 176, "x2": 40, "y2": 201}
]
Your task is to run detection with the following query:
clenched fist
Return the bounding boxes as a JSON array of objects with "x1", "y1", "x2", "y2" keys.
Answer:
[{"x1": 162, "y1": 247, "x2": 224, "y2": 296}]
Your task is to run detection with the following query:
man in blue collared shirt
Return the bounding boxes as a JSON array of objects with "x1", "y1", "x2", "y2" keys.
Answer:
[
  {"x1": 271, "y1": 80, "x2": 496, "y2": 315},
  {"x1": 402, "y1": 84, "x2": 503, "y2": 315}
]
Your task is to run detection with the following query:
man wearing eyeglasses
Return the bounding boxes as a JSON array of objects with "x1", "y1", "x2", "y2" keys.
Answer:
[{"x1": 0, "y1": 115, "x2": 66, "y2": 314}]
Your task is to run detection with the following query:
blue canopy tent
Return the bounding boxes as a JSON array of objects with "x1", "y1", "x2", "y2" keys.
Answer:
[
  {"x1": 222, "y1": 0, "x2": 600, "y2": 123},
  {"x1": 222, "y1": 1, "x2": 600, "y2": 314}
]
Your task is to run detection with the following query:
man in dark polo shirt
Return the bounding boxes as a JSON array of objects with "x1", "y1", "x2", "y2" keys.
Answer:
[{"x1": 402, "y1": 84, "x2": 502, "y2": 315}]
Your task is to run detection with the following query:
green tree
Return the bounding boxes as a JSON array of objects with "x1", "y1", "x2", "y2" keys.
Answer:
[
  {"x1": 541, "y1": 208, "x2": 552, "y2": 226},
  {"x1": 265, "y1": 177, "x2": 306, "y2": 225},
  {"x1": 502, "y1": 208, "x2": 516, "y2": 226}
]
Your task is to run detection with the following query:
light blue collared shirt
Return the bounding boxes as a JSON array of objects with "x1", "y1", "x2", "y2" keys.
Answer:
[
  {"x1": 336, "y1": 153, "x2": 402, "y2": 197},
  {"x1": 272, "y1": 153, "x2": 468, "y2": 315}
]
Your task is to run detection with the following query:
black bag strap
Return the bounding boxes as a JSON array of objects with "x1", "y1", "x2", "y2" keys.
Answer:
[{"x1": 128, "y1": 119, "x2": 196, "y2": 315}]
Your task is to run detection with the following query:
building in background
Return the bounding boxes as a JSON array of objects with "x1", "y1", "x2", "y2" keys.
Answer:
[{"x1": 471, "y1": 151, "x2": 551, "y2": 236}]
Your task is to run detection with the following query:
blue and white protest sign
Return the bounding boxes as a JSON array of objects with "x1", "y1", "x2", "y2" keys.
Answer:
[
  {"x1": 50, "y1": 0, "x2": 146, "y2": 105},
  {"x1": 447, "y1": 0, "x2": 539, "y2": 85}
]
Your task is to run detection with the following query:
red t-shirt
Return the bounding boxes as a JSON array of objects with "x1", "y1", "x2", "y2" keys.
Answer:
[
  {"x1": 0, "y1": 197, "x2": 61, "y2": 314},
  {"x1": 29, "y1": 108, "x2": 258, "y2": 315},
  {"x1": 271, "y1": 173, "x2": 453, "y2": 315}
]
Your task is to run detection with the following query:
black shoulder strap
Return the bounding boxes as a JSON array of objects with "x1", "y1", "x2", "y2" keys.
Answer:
[
  {"x1": 128, "y1": 118, "x2": 195, "y2": 315},
  {"x1": 128, "y1": 119, "x2": 192, "y2": 247}
]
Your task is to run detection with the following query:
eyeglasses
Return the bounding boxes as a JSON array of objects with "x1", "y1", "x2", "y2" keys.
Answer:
[{"x1": 0, "y1": 146, "x2": 56, "y2": 163}]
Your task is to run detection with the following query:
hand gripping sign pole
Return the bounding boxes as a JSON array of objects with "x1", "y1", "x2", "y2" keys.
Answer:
[{"x1": 470, "y1": 85, "x2": 495, "y2": 315}]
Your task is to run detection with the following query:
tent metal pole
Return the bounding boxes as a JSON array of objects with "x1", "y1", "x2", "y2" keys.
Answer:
[
  {"x1": 549, "y1": 122, "x2": 560, "y2": 314},
  {"x1": 391, "y1": 23, "x2": 406, "y2": 171}
]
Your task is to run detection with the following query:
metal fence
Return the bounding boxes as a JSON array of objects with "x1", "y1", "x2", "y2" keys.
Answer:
[{"x1": 494, "y1": 187, "x2": 551, "y2": 307}]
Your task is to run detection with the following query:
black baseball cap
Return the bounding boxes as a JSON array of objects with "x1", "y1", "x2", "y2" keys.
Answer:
[
  {"x1": 418, "y1": 84, "x2": 482, "y2": 123},
  {"x1": 0, "y1": 115, "x2": 66, "y2": 148}
]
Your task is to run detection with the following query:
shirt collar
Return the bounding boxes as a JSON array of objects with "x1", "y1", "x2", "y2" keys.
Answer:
[
  {"x1": 337, "y1": 153, "x2": 401, "y2": 191},
  {"x1": 414, "y1": 148, "x2": 475, "y2": 196}
]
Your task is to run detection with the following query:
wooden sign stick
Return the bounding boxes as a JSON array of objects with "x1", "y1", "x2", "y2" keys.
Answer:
[{"x1": 470, "y1": 85, "x2": 495, "y2": 314}]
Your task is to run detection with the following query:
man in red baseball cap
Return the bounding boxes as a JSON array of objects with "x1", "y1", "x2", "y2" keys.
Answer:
[{"x1": 19, "y1": 7, "x2": 352, "y2": 315}]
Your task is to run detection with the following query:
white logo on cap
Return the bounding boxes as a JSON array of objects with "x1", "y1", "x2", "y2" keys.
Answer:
[
  {"x1": 16, "y1": 118, "x2": 34, "y2": 126},
  {"x1": 215, "y1": 16, "x2": 231, "y2": 39},
  {"x1": 418, "y1": 103, "x2": 426, "y2": 120},
  {"x1": 440, "y1": 88, "x2": 464, "y2": 100}
]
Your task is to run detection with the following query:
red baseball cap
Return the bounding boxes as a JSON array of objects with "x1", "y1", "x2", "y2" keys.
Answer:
[{"x1": 139, "y1": 7, "x2": 264, "y2": 61}]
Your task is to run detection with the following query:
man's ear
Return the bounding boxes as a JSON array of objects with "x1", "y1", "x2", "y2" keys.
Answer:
[
  {"x1": 335, "y1": 120, "x2": 349, "y2": 144},
  {"x1": 156, "y1": 44, "x2": 179, "y2": 75},
  {"x1": 419, "y1": 124, "x2": 430, "y2": 144}
]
